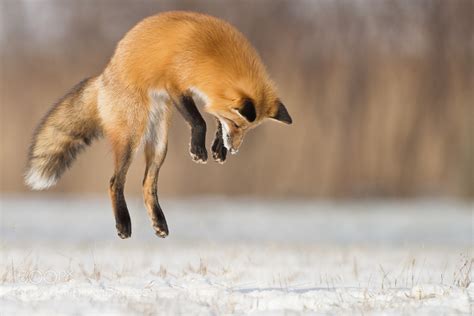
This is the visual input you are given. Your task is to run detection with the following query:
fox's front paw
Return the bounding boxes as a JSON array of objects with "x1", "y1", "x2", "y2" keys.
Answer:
[
  {"x1": 211, "y1": 136, "x2": 227, "y2": 164},
  {"x1": 190, "y1": 143, "x2": 208, "y2": 164}
]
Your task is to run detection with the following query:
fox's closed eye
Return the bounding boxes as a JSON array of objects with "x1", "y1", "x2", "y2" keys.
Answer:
[{"x1": 232, "y1": 121, "x2": 240, "y2": 128}]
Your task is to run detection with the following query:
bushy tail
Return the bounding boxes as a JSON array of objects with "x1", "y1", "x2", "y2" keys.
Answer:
[{"x1": 25, "y1": 77, "x2": 102, "y2": 190}]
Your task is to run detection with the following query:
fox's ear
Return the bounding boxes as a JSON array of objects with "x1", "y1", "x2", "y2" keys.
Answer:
[
  {"x1": 236, "y1": 99, "x2": 256, "y2": 123},
  {"x1": 270, "y1": 101, "x2": 292, "y2": 124}
]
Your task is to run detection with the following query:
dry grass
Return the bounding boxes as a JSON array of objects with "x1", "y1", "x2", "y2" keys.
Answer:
[
  {"x1": 453, "y1": 255, "x2": 472, "y2": 288},
  {"x1": 1, "y1": 245, "x2": 471, "y2": 315}
]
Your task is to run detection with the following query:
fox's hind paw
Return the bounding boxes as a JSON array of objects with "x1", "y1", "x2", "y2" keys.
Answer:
[
  {"x1": 153, "y1": 222, "x2": 169, "y2": 238},
  {"x1": 190, "y1": 143, "x2": 208, "y2": 164},
  {"x1": 211, "y1": 136, "x2": 227, "y2": 164},
  {"x1": 116, "y1": 219, "x2": 131, "y2": 239}
]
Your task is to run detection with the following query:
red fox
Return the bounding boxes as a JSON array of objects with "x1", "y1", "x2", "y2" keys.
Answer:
[{"x1": 25, "y1": 11, "x2": 292, "y2": 239}]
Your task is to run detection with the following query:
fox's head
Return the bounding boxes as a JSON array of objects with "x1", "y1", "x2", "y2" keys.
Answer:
[{"x1": 208, "y1": 86, "x2": 292, "y2": 154}]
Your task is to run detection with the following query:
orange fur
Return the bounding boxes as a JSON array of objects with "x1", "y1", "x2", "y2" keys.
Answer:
[
  {"x1": 104, "y1": 11, "x2": 280, "y2": 120},
  {"x1": 26, "y1": 11, "x2": 291, "y2": 239}
]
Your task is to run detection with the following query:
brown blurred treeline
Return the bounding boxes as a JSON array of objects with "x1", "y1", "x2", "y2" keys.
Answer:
[{"x1": 0, "y1": 0, "x2": 472, "y2": 198}]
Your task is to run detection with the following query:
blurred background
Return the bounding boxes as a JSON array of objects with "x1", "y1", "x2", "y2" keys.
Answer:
[
  {"x1": 0, "y1": 0, "x2": 472, "y2": 199},
  {"x1": 0, "y1": 2, "x2": 472, "y2": 313}
]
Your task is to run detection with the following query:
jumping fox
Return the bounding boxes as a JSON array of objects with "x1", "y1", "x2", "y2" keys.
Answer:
[{"x1": 25, "y1": 11, "x2": 292, "y2": 239}]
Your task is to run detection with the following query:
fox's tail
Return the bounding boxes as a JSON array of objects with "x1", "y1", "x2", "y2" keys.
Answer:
[{"x1": 25, "y1": 77, "x2": 102, "y2": 190}]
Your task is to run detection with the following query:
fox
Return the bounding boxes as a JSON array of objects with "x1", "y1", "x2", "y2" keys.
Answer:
[{"x1": 25, "y1": 11, "x2": 292, "y2": 239}]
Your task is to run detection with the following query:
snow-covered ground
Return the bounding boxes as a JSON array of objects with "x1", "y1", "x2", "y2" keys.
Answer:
[{"x1": 0, "y1": 197, "x2": 472, "y2": 315}]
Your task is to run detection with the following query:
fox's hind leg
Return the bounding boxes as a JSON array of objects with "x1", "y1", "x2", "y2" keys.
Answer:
[
  {"x1": 142, "y1": 99, "x2": 172, "y2": 238},
  {"x1": 108, "y1": 138, "x2": 137, "y2": 239},
  {"x1": 98, "y1": 76, "x2": 150, "y2": 239},
  {"x1": 102, "y1": 105, "x2": 146, "y2": 239},
  {"x1": 143, "y1": 141, "x2": 169, "y2": 238}
]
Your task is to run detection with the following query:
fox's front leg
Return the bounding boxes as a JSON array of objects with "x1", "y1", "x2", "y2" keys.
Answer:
[
  {"x1": 173, "y1": 95, "x2": 207, "y2": 163},
  {"x1": 211, "y1": 120, "x2": 227, "y2": 164}
]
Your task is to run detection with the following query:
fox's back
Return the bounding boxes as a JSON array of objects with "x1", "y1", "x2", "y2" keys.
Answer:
[{"x1": 108, "y1": 11, "x2": 268, "y2": 94}]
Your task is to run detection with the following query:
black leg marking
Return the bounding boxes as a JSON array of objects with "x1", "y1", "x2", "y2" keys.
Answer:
[
  {"x1": 110, "y1": 176, "x2": 132, "y2": 239},
  {"x1": 110, "y1": 146, "x2": 133, "y2": 239},
  {"x1": 143, "y1": 140, "x2": 169, "y2": 238},
  {"x1": 149, "y1": 166, "x2": 169, "y2": 237},
  {"x1": 173, "y1": 95, "x2": 207, "y2": 163},
  {"x1": 143, "y1": 160, "x2": 169, "y2": 238},
  {"x1": 211, "y1": 120, "x2": 227, "y2": 164}
]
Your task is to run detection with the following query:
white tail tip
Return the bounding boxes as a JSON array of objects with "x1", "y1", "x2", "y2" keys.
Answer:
[{"x1": 24, "y1": 168, "x2": 57, "y2": 190}]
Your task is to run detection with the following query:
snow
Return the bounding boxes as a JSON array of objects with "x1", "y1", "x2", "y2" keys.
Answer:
[{"x1": 0, "y1": 197, "x2": 472, "y2": 315}]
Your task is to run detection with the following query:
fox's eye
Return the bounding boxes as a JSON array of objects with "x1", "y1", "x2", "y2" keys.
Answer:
[{"x1": 232, "y1": 121, "x2": 240, "y2": 129}]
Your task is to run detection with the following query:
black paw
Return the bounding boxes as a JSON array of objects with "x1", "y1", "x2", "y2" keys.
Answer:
[
  {"x1": 190, "y1": 142, "x2": 208, "y2": 164},
  {"x1": 116, "y1": 215, "x2": 131, "y2": 239},
  {"x1": 153, "y1": 221, "x2": 169, "y2": 238},
  {"x1": 151, "y1": 203, "x2": 169, "y2": 238},
  {"x1": 211, "y1": 136, "x2": 227, "y2": 164}
]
